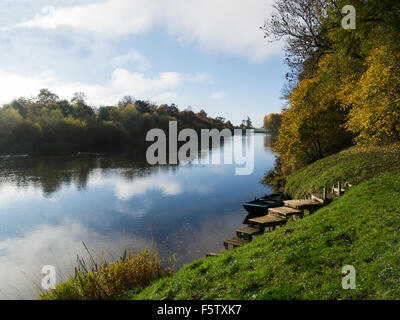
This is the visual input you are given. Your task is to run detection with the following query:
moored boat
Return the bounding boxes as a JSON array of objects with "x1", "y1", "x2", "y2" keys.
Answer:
[{"x1": 243, "y1": 192, "x2": 291, "y2": 217}]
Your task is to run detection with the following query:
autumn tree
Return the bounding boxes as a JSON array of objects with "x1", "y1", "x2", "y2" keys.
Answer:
[
  {"x1": 264, "y1": 113, "x2": 282, "y2": 132},
  {"x1": 274, "y1": 52, "x2": 353, "y2": 170},
  {"x1": 263, "y1": 0, "x2": 400, "y2": 172},
  {"x1": 340, "y1": 39, "x2": 400, "y2": 144}
]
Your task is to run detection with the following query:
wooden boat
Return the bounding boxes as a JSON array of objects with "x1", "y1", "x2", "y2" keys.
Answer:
[{"x1": 243, "y1": 192, "x2": 291, "y2": 217}]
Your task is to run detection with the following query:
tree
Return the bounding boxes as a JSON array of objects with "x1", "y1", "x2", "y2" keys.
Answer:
[
  {"x1": 57, "y1": 99, "x2": 74, "y2": 117},
  {"x1": 264, "y1": 113, "x2": 282, "y2": 132},
  {"x1": 158, "y1": 103, "x2": 179, "y2": 117},
  {"x1": 12, "y1": 121, "x2": 42, "y2": 146},
  {"x1": 0, "y1": 108, "x2": 24, "y2": 150},
  {"x1": 71, "y1": 92, "x2": 87, "y2": 104},
  {"x1": 261, "y1": 0, "x2": 337, "y2": 81},
  {"x1": 0, "y1": 89, "x2": 235, "y2": 154},
  {"x1": 72, "y1": 100, "x2": 94, "y2": 119},
  {"x1": 261, "y1": 0, "x2": 400, "y2": 173},
  {"x1": 8, "y1": 100, "x2": 27, "y2": 117},
  {"x1": 246, "y1": 117, "x2": 253, "y2": 129},
  {"x1": 225, "y1": 120, "x2": 234, "y2": 130},
  {"x1": 118, "y1": 95, "x2": 135, "y2": 107},
  {"x1": 37, "y1": 89, "x2": 60, "y2": 105},
  {"x1": 197, "y1": 109, "x2": 208, "y2": 118},
  {"x1": 97, "y1": 106, "x2": 113, "y2": 122},
  {"x1": 274, "y1": 69, "x2": 350, "y2": 170},
  {"x1": 135, "y1": 100, "x2": 151, "y2": 113},
  {"x1": 340, "y1": 40, "x2": 400, "y2": 144}
]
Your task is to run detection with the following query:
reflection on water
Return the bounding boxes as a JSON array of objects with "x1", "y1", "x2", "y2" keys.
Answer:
[
  {"x1": 0, "y1": 134, "x2": 275, "y2": 299},
  {"x1": 264, "y1": 133, "x2": 277, "y2": 148}
]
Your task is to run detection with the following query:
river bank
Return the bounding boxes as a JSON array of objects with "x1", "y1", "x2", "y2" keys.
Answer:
[{"x1": 41, "y1": 142, "x2": 400, "y2": 299}]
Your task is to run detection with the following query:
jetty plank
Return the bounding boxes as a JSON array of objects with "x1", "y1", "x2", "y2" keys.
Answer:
[
  {"x1": 224, "y1": 237, "x2": 249, "y2": 249},
  {"x1": 268, "y1": 206, "x2": 302, "y2": 219},
  {"x1": 311, "y1": 193, "x2": 338, "y2": 204},
  {"x1": 236, "y1": 226, "x2": 263, "y2": 238},
  {"x1": 248, "y1": 215, "x2": 286, "y2": 228},
  {"x1": 284, "y1": 199, "x2": 323, "y2": 210}
]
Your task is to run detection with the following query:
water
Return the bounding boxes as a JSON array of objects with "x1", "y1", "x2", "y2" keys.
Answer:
[{"x1": 0, "y1": 133, "x2": 276, "y2": 299}]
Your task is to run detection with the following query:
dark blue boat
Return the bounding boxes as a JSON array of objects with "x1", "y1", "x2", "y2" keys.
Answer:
[{"x1": 243, "y1": 192, "x2": 291, "y2": 217}]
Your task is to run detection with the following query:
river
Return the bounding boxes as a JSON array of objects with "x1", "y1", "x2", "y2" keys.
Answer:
[{"x1": 0, "y1": 133, "x2": 275, "y2": 299}]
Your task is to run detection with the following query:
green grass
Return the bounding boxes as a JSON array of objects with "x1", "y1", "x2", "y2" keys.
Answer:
[
  {"x1": 285, "y1": 143, "x2": 400, "y2": 198},
  {"x1": 120, "y1": 143, "x2": 400, "y2": 300}
]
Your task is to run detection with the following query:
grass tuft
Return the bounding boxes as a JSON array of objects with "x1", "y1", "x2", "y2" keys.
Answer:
[{"x1": 40, "y1": 244, "x2": 174, "y2": 300}]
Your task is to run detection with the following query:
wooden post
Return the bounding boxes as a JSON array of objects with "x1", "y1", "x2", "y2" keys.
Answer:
[
  {"x1": 338, "y1": 181, "x2": 342, "y2": 196},
  {"x1": 323, "y1": 188, "x2": 327, "y2": 200}
]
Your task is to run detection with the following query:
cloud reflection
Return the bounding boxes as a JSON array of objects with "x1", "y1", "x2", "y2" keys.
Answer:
[
  {"x1": 114, "y1": 175, "x2": 182, "y2": 200},
  {"x1": 0, "y1": 221, "x2": 148, "y2": 300}
]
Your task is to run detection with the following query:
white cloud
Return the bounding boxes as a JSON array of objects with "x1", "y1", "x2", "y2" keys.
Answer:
[
  {"x1": 0, "y1": 68, "x2": 185, "y2": 106},
  {"x1": 112, "y1": 50, "x2": 151, "y2": 71},
  {"x1": 11, "y1": 1, "x2": 156, "y2": 35},
  {"x1": 185, "y1": 72, "x2": 213, "y2": 84},
  {"x1": 211, "y1": 91, "x2": 225, "y2": 100},
  {"x1": 9, "y1": 0, "x2": 280, "y2": 61},
  {"x1": 111, "y1": 69, "x2": 182, "y2": 94}
]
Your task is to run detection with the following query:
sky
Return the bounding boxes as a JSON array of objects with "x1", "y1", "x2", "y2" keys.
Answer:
[{"x1": 0, "y1": 0, "x2": 288, "y2": 127}]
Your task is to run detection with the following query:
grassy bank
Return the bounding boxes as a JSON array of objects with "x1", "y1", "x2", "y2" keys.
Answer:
[
  {"x1": 285, "y1": 144, "x2": 400, "y2": 199},
  {"x1": 42, "y1": 144, "x2": 400, "y2": 300},
  {"x1": 123, "y1": 144, "x2": 400, "y2": 300}
]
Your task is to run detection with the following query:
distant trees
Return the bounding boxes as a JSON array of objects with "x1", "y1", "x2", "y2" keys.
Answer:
[
  {"x1": 118, "y1": 95, "x2": 135, "y2": 107},
  {"x1": 240, "y1": 117, "x2": 254, "y2": 129},
  {"x1": 37, "y1": 89, "x2": 60, "y2": 105},
  {"x1": 97, "y1": 106, "x2": 113, "y2": 122},
  {"x1": 0, "y1": 89, "x2": 234, "y2": 155},
  {"x1": 264, "y1": 113, "x2": 282, "y2": 133},
  {"x1": 71, "y1": 92, "x2": 87, "y2": 104},
  {"x1": 197, "y1": 109, "x2": 208, "y2": 118}
]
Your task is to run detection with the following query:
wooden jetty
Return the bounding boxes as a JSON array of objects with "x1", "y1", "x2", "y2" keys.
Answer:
[
  {"x1": 206, "y1": 248, "x2": 227, "y2": 257},
  {"x1": 207, "y1": 182, "x2": 351, "y2": 257}
]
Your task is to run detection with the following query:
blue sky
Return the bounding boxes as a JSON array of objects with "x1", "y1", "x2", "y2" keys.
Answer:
[{"x1": 0, "y1": 0, "x2": 288, "y2": 127}]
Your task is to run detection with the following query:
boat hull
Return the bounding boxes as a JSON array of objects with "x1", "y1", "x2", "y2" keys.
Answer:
[
  {"x1": 242, "y1": 202, "x2": 282, "y2": 217},
  {"x1": 242, "y1": 193, "x2": 291, "y2": 218}
]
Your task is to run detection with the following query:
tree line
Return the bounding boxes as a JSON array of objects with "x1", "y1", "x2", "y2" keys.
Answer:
[
  {"x1": 263, "y1": 0, "x2": 400, "y2": 174},
  {"x1": 0, "y1": 89, "x2": 236, "y2": 155}
]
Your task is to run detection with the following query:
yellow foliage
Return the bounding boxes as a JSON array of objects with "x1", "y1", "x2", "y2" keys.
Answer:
[
  {"x1": 274, "y1": 59, "x2": 351, "y2": 171},
  {"x1": 264, "y1": 113, "x2": 282, "y2": 132},
  {"x1": 339, "y1": 41, "x2": 400, "y2": 144}
]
